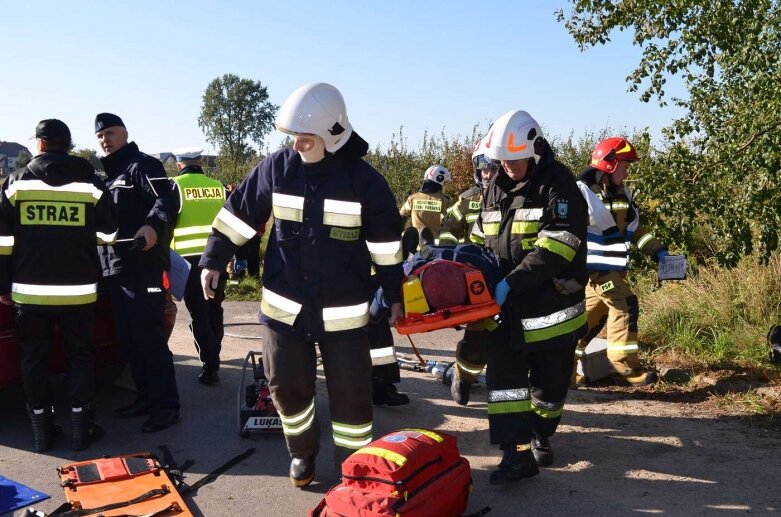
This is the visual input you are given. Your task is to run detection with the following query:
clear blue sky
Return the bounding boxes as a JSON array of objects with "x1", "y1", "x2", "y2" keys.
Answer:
[{"x1": 0, "y1": 1, "x2": 685, "y2": 157}]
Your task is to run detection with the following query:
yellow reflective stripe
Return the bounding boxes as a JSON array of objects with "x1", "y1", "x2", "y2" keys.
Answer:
[
  {"x1": 355, "y1": 447, "x2": 407, "y2": 467},
  {"x1": 333, "y1": 420, "x2": 373, "y2": 448},
  {"x1": 465, "y1": 213, "x2": 479, "y2": 223},
  {"x1": 524, "y1": 312, "x2": 586, "y2": 343},
  {"x1": 323, "y1": 302, "x2": 369, "y2": 332},
  {"x1": 272, "y1": 192, "x2": 304, "y2": 222},
  {"x1": 532, "y1": 404, "x2": 563, "y2": 419},
  {"x1": 333, "y1": 421, "x2": 373, "y2": 435},
  {"x1": 7, "y1": 179, "x2": 103, "y2": 204},
  {"x1": 483, "y1": 222, "x2": 500, "y2": 236},
  {"x1": 366, "y1": 240, "x2": 403, "y2": 265},
  {"x1": 279, "y1": 399, "x2": 316, "y2": 436},
  {"x1": 213, "y1": 208, "x2": 256, "y2": 246},
  {"x1": 323, "y1": 212, "x2": 362, "y2": 227},
  {"x1": 174, "y1": 225, "x2": 213, "y2": 237},
  {"x1": 96, "y1": 230, "x2": 118, "y2": 245},
  {"x1": 173, "y1": 237, "x2": 208, "y2": 251},
  {"x1": 447, "y1": 205, "x2": 463, "y2": 221},
  {"x1": 323, "y1": 199, "x2": 362, "y2": 227},
  {"x1": 535, "y1": 236, "x2": 577, "y2": 262},
  {"x1": 260, "y1": 288, "x2": 302, "y2": 326},
  {"x1": 400, "y1": 428, "x2": 444, "y2": 443},
  {"x1": 456, "y1": 358, "x2": 484, "y2": 376},
  {"x1": 637, "y1": 233, "x2": 654, "y2": 248},
  {"x1": 439, "y1": 231, "x2": 458, "y2": 244},
  {"x1": 511, "y1": 221, "x2": 538, "y2": 234},
  {"x1": 487, "y1": 400, "x2": 532, "y2": 415},
  {"x1": 607, "y1": 342, "x2": 640, "y2": 352},
  {"x1": 11, "y1": 282, "x2": 97, "y2": 306},
  {"x1": 0, "y1": 235, "x2": 14, "y2": 254}
]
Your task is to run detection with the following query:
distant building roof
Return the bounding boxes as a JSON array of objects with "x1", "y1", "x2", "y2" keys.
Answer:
[
  {"x1": 0, "y1": 141, "x2": 31, "y2": 158},
  {"x1": 151, "y1": 152, "x2": 175, "y2": 162}
]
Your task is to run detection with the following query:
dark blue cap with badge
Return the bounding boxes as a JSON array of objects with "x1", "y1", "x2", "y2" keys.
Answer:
[{"x1": 94, "y1": 113, "x2": 125, "y2": 133}]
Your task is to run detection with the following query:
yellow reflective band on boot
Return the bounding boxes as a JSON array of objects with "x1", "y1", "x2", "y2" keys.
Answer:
[
  {"x1": 355, "y1": 447, "x2": 407, "y2": 467},
  {"x1": 279, "y1": 399, "x2": 316, "y2": 436},
  {"x1": 332, "y1": 420, "x2": 373, "y2": 449}
]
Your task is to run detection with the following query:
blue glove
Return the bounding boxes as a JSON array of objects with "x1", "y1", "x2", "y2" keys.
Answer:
[
  {"x1": 655, "y1": 249, "x2": 669, "y2": 262},
  {"x1": 494, "y1": 279, "x2": 511, "y2": 307}
]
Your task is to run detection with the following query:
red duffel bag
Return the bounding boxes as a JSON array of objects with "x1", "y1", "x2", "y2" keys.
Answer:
[{"x1": 309, "y1": 428, "x2": 473, "y2": 517}]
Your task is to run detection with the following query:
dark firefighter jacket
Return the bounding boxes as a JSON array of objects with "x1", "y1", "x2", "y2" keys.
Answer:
[
  {"x1": 200, "y1": 148, "x2": 404, "y2": 341},
  {"x1": 476, "y1": 141, "x2": 588, "y2": 351},
  {"x1": 99, "y1": 142, "x2": 179, "y2": 277},
  {"x1": 0, "y1": 152, "x2": 118, "y2": 307}
]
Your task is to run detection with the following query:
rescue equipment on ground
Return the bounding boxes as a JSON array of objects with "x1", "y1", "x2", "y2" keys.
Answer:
[
  {"x1": 54, "y1": 453, "x2": 192, "y2": 516},
  {"x1": 575, "y1": 337, "x2": 613, "y2": 383},
  {"x1": 309, "y1": 428, "x2": 479, "y2": 517},
  {"x1": 396, "y1": 245, "x2": 502, "y2": 335},
  {"x1": 238, "y1": 351, "x2": 283, "y2": 436}
]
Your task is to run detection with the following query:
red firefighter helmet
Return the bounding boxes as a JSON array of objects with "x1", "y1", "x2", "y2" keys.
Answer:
[{"x1": 591, "y1": 137, "x2": 639, "y2": 173}]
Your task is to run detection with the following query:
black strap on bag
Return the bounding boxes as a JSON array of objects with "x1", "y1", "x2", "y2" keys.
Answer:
[{"x1": 48, "y1": 488, "x2": 170, "y2": 516}]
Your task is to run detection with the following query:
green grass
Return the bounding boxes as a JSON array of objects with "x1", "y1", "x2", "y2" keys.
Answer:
[{"x1": 225, "y1": 275, "x2": 262, "y2": 302}]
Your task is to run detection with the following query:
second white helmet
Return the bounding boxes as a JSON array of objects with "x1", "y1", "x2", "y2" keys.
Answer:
[
  {"x1": 275, "y1": 82, "x2": 353, "y2": 153},
  {"x1": 483, "y1": 110, "x2": 544, "y2": 163},
  {"x1": 423, "y1": 164, "x2": 452, "y2": 185}
]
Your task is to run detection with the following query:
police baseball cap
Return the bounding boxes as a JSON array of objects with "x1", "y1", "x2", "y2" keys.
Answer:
[
  {"x1": 172, "y1": 146, "x2": 203, "y2": 161},
  {"x1": 94, "y1": 113, "x2": 125, "y2": 133},
  {"x1": 34, "y1": 119, "x2": 71, "y2": 142}
]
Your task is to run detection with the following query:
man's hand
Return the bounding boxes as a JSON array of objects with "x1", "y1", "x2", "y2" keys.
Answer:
[
  {"x1": 494, "y1": 279, "x2": 511, "y2": 306},
  {"x1": 388, "y1": 302, "x2": 403, "y2": 326},
  {"x1": 201, "y1": 268, "x2": 221, "y2": 300},
  {"x1": 0, "y1": 294, "x2": 12, "y2": 306},
  {"x1": 134, "y1": 225, "x2": 158, "y2": 251}
]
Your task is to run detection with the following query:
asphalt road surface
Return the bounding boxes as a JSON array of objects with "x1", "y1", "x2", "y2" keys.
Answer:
[{"x1": 1, "y1": 301, "x2": 780, "y2": 516}]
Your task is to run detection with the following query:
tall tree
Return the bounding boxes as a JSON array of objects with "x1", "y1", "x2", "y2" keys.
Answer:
[
  {"x1": 198, "y1": 74, "x2": 278, "y2": 164},
  {"x1": 14, "y1": 150, "x2": 31, "y2": 169},
  {"x1": 72, "y1": 148, "x2": 102, "y2": 171},
  {"x1": 557, "y1": 1, "x2": 781, "y2": 265}
]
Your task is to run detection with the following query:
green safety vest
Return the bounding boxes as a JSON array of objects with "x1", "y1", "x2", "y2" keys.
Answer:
[{"x1": 171, "y1": 173, "x2": 225, "y2": 257}]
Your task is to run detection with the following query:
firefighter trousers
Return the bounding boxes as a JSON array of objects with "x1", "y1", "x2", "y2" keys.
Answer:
[
  {"x1": 16, "y1": 305, "x2": 96, "y2": 408},
  {"x1": 260, "y1": 326, "x2": 373, "y2": 460},
  {"x1": 183, "y1": 260, "x2": 226, "y2": 370},
  {"x1": 368, "y1": 316, "x2": 400, "y2": 385},
  {"x1": 486, "y1": 325, "x2": 576, "y2": 445},
  {"x1": 576, "y1": 271, "x2": 641, "y2": 376},
  {"x1": 453, "y1": 321, "x2": 492, "y2": 383}
]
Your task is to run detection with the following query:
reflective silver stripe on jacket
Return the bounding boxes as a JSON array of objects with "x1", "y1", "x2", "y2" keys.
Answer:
[
  {"x1": 213, "y1": 207, "x2": 257, "y2": 246},
  {"x1": 514, "y1": 208, "x2": 543, "y2": 220},
  {"x1": 521, "y1": 301, "x2": 586, "y2": 331},
  {"x1": 260, "y1": 287, "x2": 303, "y2": 326},
  {"x1": 323, "y1": 302, "x2": 370, "y2": 332},
  {"x1": 366, "y1": 240, "x2": 403, "y2": 266},
  {"x1": 370, "y1": 346, "x2": 397, "y2": 366},
  {"x1": 272, "y1": 193, "x2": 305, "y2": 222},
  {"x1": 323, "y1": 199, "x2": 362, "y2": 227},
  {"x1": 538, "y1": 230, "x2": 581, "y2": 250}
]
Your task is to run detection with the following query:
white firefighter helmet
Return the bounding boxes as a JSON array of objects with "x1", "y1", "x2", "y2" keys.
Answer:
[
  {"x1": 275, "y1": 83, "x2": 353, "y2": 153},
  {"x1": 423, "y1": 164, "x2": 452, "y2": 185},
  {"x1": 483, "y1": 110, "x2": 544, "y2": 163}
]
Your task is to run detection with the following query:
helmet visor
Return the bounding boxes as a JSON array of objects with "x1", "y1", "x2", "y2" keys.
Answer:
[{"x1": 472, "y1": 154, "x2": 499, "y2": 171}]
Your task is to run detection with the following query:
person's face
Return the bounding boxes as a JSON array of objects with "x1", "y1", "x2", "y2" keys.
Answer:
[
  {"x1": 609, "y1": 161, "x2": 630, "y2": 186},
  {"x1": 480, "y1": 168, "x2": 497, "y2": 184},
  {"x1": 500, "y1": 159, "x2": 530, "y2": 181},
  {"x1": 292, "y1": 134, "x2": 326, "y2": 163},
  {"x1": 96, "y1": 126, "x2": 129, "y2": 155}
]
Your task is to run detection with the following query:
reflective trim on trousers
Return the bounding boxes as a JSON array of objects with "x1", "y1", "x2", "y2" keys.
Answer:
[{"x1": 279, "y1": 399, "x2": 316, "y2": 436}]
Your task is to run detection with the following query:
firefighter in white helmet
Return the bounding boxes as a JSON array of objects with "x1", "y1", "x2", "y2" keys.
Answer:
[
  {"x1": 200, "y1": 83, "x2": 404, "y2": 488},
  {"x1": 400, "y1": 164, "x2": 452, "y2": 241},
  {"x1": 474, "y1": 110, "x2": 588, "y2": 485}
]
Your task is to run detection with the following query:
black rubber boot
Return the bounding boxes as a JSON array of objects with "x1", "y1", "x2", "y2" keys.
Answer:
[
  {"x1": 372, "y1": 383, "x2": 410, "y2": 406},
  {"x1": 289, "y1": 456, "x2": 315, "y2": 488},
  {"x1": 71, "y1": 402, "x2": 103, "y2": 451},
  {"x1": 28, "y1": 405, "x2": 61, "y2": 452},
  {"x1": 489, "y1": 445, "x2": 539, "y2": 485},
  {"x1": 532, "y1": 433, "x2": 554, "y2": 467},
  {"x1": 450, "y1": 367, "x2": 471, "y2": 406}
]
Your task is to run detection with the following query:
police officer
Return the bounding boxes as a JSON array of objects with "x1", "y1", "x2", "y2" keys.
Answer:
[
  {"x1": 200, "y1": 83, "x2": 404, "y2": 488},
  {"x1": 476, "y1": 110, "x2": 587, "y2": 485},
  {"x1": 170, "y1": 147, "x2": 226, "y2": 386},
  {"x1": 575, "y1": 137, "x2": 669, "y2": 386},
  {"x1": 0, "y1": 119, "x2": 118, "y2": 451},
  {"x1": 95, "y1": 113, "x2": 181, "y2": 433},
  {"x1": 399, "y1": 165, "x2": 452, "y2": 240},
  {"x1": 440, "y1": 137, "x2": 500, "y2": 405}
]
